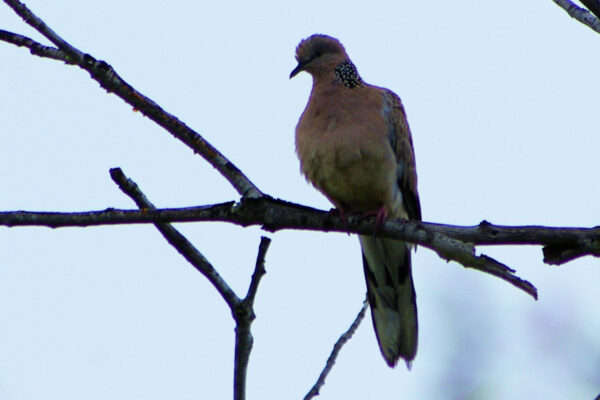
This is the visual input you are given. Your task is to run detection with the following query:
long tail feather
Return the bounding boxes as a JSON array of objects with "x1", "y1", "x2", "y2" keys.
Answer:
[{"x1": 359, "y1": 235, "x2": 418, "y2": 367}]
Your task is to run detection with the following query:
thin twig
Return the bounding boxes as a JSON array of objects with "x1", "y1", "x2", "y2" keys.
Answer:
[
  {"x1": 2, "y1": 0, "x2": 80, "y2": 56},
  {"x1": 245, "y1": 237, "x2": 270, "y2": 304},
  {"x1": 109, "y1": 167, "x2": 241, "y2": 309},
  {"x1": 304, "y1": 300, "x2": 369, "y2": 400},
  {"x1": 1, "y1": 0, "x2": 263, "y2": 198},
  {"x1": 234, "y1": 237, "x2": 271, "y2": 400},
  {"x1": 551, "y1": 0, "x2": 600, "y2": 33},
  {"x1": 0, "y1": 29, "x2": 71, "y2": 62}
]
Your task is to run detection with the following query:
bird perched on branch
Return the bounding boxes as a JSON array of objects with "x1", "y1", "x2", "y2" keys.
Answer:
[{"x1": 290, "y1": 34, "x2": 422, "y2": 368}]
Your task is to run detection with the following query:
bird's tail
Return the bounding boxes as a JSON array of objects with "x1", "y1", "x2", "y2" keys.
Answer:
[{"x1": 359, "y1": 235, "x2": 418, "y2": 368}]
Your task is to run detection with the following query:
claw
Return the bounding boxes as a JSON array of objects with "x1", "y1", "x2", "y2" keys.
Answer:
[
  {"x1": 336, "y1": 207, "x2": 351, "y2": 235},
  {"x1": 361, "y1": 205, "x2": 388, "y2": 237}
]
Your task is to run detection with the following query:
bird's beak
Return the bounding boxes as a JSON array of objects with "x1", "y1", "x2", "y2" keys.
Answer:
[{"x1": 289, "y1": 63, "x2": 305, "y2": 79}]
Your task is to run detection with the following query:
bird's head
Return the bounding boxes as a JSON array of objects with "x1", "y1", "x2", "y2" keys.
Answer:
[{"x1": 290, "y1": 34, "x2": 348, "y2": 79}]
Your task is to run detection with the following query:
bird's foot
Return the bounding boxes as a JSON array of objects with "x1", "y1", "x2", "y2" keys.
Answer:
[
  {"x1": 361, "y1": 205, "x2": 388, "y2": 237},
  {"x1": 331, "y1": 207, "x2": 351, "y2": 235}
]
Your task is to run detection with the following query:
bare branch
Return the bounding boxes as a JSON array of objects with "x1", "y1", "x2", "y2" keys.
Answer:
[
  {"x1": 3, "y1": 0, "x2": 81, "y2": 56},
  {"x1": 0, "y1": 29, "x2": 70, "y2": 62},
  {"x1": 3, "y1": 194, "x2": 600, "y2": 298},
  {"x1": 1, "y1": 198, "x2": 597, "y2": 248},
  {"x1": 552, "y1": 0, "x2": 600, "y2": 33},
  {"x1": 416, "y1": 226, "x2": 538, "y2": 299},
  {"x1": 421, "y1": 219, "x2": 600, "y2": 245},
  {"x1": 543, "y1": 238, "x2": 600, "y2": 264},
  {"x1": 2, "y1": 199, "x2": 597, "y2": 249},
  {"x1": 1, "y1": 0, "x2": 263, "y2": 198},
  {"x1": 0, "y1": 203, "x2": 238, "y2": 227},
  {"x1": 109, "y1": 167, "x2": 241, "y2": 310},
  {"x1": 234, "y1": 237, "x2": 271, "y2": 400},
  {"x1": 245, "y1": 237, "x2": 270, "y2": 305},
  {"x1": 581, "y1": 0, "x2": 600, "y2": 20},
  {"x1": 304, "y1": 300, "x2": 368, "y2": 400}
]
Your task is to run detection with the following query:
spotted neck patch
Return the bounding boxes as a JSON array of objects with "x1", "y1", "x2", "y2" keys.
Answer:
[{"x1": 334, "y1": 60, "x2": 364, "y2": 89}]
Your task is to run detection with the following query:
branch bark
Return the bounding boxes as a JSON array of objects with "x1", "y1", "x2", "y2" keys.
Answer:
[
  {"x1": 552, "y1": 0, "x2": 600, "y2": 33},
  {"x1": 0, "y1": 29, "x2": 71, "y2": 61},
  {"x1": 581, "y1": 0, "x2": 600, "y2": 19}
]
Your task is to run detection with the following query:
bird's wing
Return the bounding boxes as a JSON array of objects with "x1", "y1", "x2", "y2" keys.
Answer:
[{"x1": 381, "y1": 90, "x2": 422, "y2": 221}]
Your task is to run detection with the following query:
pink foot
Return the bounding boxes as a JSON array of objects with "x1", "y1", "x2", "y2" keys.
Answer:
[
  {"x1": 361, "y1": 205, "x2": 388, "y2": 236},
  {"x1": 332, "y1": 207, "x2": 350, "y2": 235}
]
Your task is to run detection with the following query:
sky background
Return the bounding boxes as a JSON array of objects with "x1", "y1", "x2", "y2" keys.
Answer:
[{"x1": 1, "y1": 1, "x2": 600, "y2": 399}]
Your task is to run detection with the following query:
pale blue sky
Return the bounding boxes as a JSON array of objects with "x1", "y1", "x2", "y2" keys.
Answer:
[{"x1": 1, "y1": 1, "x2": 600, "y2": 399}]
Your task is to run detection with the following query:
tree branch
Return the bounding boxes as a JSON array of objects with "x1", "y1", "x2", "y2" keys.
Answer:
[
  {"x1": 551, "y1": 0, "x2": 600, "y2": 33},
  {"x1": 12, "y1": 196, "x2": 600, "y2": 299},
  {"x1": 0, "y1": 29, "x2": 71, "y2": 62},
  {"x1": 1, "y1": 0, "x2": 263, "y2": 199},
  {"x1": 304, "y1": 299, "x2": 368, "y2": 400},
  {"x1": 234, "y1": 236, "x2": 271, "y2": 400},
  {"x1": 580, "y1": 0, "x2": 600, "y2": 20},
  {"x1": 245, "y1": 237, "x2": 270, "y2": 305},
  {"x1": 109, "y1": 167, "x2": 241, "y2": 310},
  {"x1": 1, "y1": 198, "x2": 597, "y2": 249},
  {"x1": 543, "y1": 237, "x2": 600, "y2": 264},
  {"x1": 418, "y1": 229, "x2": 538, "y2": 299},
  {"x1": 2, "y1": 198, "x2": 597, "y2": 245}
]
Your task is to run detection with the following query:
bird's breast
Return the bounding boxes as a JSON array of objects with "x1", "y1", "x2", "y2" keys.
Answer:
[{"x1": 296, "y1": 112, "x2": 397, "y2": 212}]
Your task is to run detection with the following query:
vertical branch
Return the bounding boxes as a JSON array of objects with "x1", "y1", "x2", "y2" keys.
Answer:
[{"x1": 234, "y1": 237, "x2": 271, "y2": 400}]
